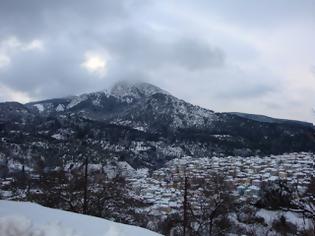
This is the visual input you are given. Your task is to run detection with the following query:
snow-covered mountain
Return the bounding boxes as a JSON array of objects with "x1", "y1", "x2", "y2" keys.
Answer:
[
  {"x1": 0, "y1": 81, "x2": 315, "y2": 170},
  {"x1": 0, "y1": 200, "x2": 161, "y2": 236},
  {"x1": 13, "y1": 81, "x2": 219, "y2": 133},
  {"x1": 110, "y1": 81, "x2": 170, "y2": 103},
  {"x1": 22, "y1": 81, "x2": 313, "y2": 130}
]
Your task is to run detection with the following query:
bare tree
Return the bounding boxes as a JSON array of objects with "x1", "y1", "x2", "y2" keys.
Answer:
[
  {"x1": 256, "y1": 179, "x2": 295, "y2": 210},
  {"x1": 294, "y1": 177, "x2": 315, "y2": 234},
  {"x1": 83, "y1": 157, "x2": 88, "y2": 214},
  {"x1": 183, "y1": 176, "x2": 188, "y2": 236},
  {"x1": 185, "y1": 173, "x2": 234, "y2": 236}
]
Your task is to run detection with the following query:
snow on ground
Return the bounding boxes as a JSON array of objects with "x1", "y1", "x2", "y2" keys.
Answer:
[
  {"x1": 0, "y1": 200, "x2": 162, "y2": 236},
  {"x1": 55, "y1": 104, "x2": 65, "y2": 112},
  {"x1": 51, "y1": 133, "x2": 65, "y2": 140},
  {"x1": 257, "y1": 209, "x2": 311, "y2": 229},
  {"x1": 33, "y1": 104, "x2": 44, "y2": 112},
  {"x1": 67, "y1": 94, "x2": 88, "y2": 109}
]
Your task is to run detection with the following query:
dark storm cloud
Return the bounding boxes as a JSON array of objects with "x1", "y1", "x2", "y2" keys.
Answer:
[
  {"x1": 0, "y1": 0, "x2": 131, "y2": 39},
  {"x1": 0, "y1": 0, "x2": 314, "y2": 122},
  {"x1": 170, "y1": 39, "x2": 225, "y2": 70},
  {"x1": 0, "y1": 0, "x2": 142, "y2": 99},
  {"x1": 0, "y1": 39, "x2": 92, "y2": 98},
  {"x1": 0, "y1": 31, "x2": 225, "y2": 99},
  {"x1": 102, "y1": 28, "x2": 225, "y2": 71},
  {"x1": 0, "y1": 0, "x2": 226, "y2": 100}
]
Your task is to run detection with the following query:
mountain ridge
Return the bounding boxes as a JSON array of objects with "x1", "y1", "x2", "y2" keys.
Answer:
[
  {"x1": 15, "y1": 80, "x2": 313, "y2": 128},
  {"x1": 0, "y1": 81, "x2": 315, "y2": 170}
]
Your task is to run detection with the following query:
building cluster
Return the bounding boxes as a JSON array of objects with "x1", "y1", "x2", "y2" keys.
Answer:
[
  {"x1": 1, "y1": 152, "x2": 314, "y2": 218},
  {"x1": 126, "y1": 152, "x2": 315, "y2": 216}
]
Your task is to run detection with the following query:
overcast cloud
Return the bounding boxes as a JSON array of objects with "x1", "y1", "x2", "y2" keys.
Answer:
[{"x1": 0, "y1": 0, "x2": 314, "y2": 123}]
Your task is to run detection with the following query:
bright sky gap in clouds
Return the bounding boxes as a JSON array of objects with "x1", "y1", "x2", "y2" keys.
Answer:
[
  {"x1": 81, "y1": 52, "x2": 108, "y2": 77},
  {"x1": 0, "y1": 0, "x2": 314, "y2": 123}
]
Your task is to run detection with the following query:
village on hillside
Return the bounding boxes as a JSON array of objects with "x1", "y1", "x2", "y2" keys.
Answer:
[{"x1": 126, "y1": 152, "x2": 315, "y2": 217}]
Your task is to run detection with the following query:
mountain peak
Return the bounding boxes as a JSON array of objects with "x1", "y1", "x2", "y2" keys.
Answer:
[{"x1": 110, "y1": 81, "x2": 170, "y2": 102}]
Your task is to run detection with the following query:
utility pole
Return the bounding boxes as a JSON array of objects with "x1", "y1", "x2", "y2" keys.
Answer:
[
  {"x1": 183, "y1": 175, "x2": 188, "y2": 236},
  {"x1": 83, "y1": 156, "x2": 88, "y2": 214}
]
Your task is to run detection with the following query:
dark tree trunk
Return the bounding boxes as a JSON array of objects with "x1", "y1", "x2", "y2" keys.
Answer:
[
  {"x1": 183, "y1": 176, "x2": 188, "y2": 236},
  {"x1": 83, "y1": 157, "x2": 88, "y2": 214},
  {"x1": 209, "y1": 218, "x2": 213, "y2": 236}
]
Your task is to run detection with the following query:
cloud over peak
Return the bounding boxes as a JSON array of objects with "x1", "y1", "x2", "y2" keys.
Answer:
[{"x1": 0, "y1": 0, "x2": 314, "y2": 123}]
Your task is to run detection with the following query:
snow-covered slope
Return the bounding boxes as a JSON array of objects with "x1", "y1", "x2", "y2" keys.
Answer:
[
  {"x1": 0, "y1": 200, "x2": 162, "y2": 236},
  {"x1": 110, "y1": 81, "x2": 170, "y2": 103},
  {"x1": 1, "y1": 81, "x2": 315, "y2": 168}
]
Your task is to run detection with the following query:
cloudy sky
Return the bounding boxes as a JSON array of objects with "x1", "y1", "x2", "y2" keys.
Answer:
[{"x1": 0, "y1": 0, "x2": 314, "y2": 123}]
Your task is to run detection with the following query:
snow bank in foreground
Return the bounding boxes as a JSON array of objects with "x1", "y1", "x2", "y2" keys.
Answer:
[{"x1": 0, "y1": 200, "x2": 161, "y2": 236}]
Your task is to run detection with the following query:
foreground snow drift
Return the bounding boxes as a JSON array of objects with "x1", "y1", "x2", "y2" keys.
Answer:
[{"x1": 0, "y1": 200, "x2": 161, "y2": 236}]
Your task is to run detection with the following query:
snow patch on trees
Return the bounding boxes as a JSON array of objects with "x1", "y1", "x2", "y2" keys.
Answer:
[{"x1": 33, "y1": 104, "x2": 44, "y2": 112}]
